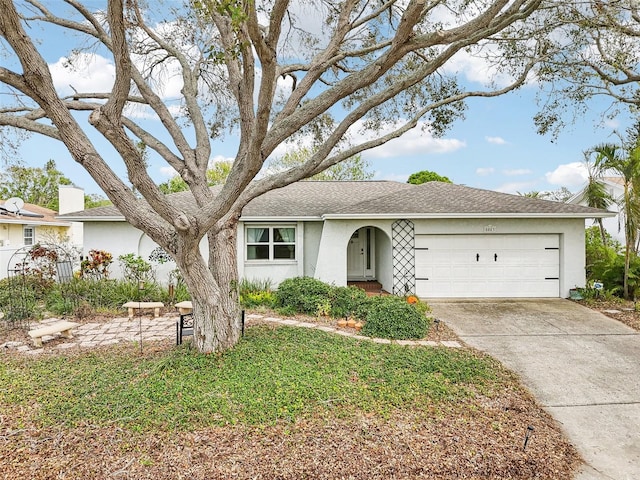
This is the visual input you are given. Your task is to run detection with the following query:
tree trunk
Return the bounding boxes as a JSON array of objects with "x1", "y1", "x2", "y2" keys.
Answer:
[
  {"x1": 624, "y1": 243, "x2": 631, "y2": 300},
  {"x1": 597, "y1": 218, "x2": 607, "y2": 247},
  {"x1": 177, "y1": 222, "x2": 241, "y2": 353}
]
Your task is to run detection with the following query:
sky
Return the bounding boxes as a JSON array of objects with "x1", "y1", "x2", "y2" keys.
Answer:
[{"x1": 3, "y1": 2, "x2": 634, "y2": 199}]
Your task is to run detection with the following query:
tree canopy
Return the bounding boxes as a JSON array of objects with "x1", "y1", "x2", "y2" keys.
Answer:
[
  {"x1": 0, "y1": 0, "x2": 562, "y2": 352},
  {"x1": 407, "y1": 170, "x2": 452, "y2": 185},
  {"x1": 0, "y1": 159, "x2": 72, "y2": 210},
  {"x1": 159, "y1": 160, "x2": 233, "y2": 194},
  {"x1": 268, "y1": 148, "x2": 373, "y2": 181},
  {"x1": 532, "y1": 1, "x2": 640, "y2": 136}
]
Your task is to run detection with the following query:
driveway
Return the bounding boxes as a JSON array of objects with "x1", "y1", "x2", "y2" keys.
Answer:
[{"x1": 428, "y1": 299, "x2": 640, "y2": 480}]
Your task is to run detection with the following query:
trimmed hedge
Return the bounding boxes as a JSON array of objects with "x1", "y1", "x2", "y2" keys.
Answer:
[
  {"x1": 274, "y1": 277, "x2": 333, "y2": 315},
  {"x1": 361, "y1": 295, "x2": 430, "y2": 340}
]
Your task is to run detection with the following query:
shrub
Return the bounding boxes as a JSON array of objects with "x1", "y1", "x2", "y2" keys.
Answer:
[
  {"x1": 241, "y1": 290, "x2": 276, "y2": 308},
  {"x1": 274, "y1": 277, "x2": 332, "y2": 315},
  {"x1": 361, "y1": 295, "x2": 430, "y2": 340},
  {"x1": 80, "y1": 249, "x2": 113, "y2": 279},
  {"x1": 118, "y1": 253, "x2": 154, "y2": 283},
  {"x1": 329, "y1": 285, "x2": 369, "y2": 318}
]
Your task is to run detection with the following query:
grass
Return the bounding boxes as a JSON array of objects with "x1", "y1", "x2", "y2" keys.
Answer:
[{"x1": 0, "y1": 325, "x2": 504, "y2": 432}]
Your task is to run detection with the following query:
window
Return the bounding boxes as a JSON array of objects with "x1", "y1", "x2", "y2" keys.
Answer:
[
  {"x1": 23, "y1": 226, "x2": 34, "y2": 246},
  {"x1": 246, "y1": 226, "x2": 295, "y2": 260}
]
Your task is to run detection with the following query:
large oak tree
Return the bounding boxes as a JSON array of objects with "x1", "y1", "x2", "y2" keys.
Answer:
[{"x1": 0, "y1": 0, "x2": 555, "y2": 352}]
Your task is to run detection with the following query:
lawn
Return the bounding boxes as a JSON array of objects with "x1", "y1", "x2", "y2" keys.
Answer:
[{"x1": 0, "y1": 324, "x2": 580, "y2": 479}]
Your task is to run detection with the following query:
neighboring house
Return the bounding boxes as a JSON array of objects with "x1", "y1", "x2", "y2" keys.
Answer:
[
  {"x1": 0, "y1": 186, "x2": 85, "y2": 280},
  {"x1": 568, "y1": 177, "x2": 625, "y2": 244},
  {"x1": 58, "y1": 181, "x2": 612, "y2": 299}
]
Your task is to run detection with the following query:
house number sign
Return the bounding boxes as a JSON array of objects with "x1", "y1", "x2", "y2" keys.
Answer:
[{"x1": 483, "y1": 225, "x2": 497, "y2": 233}]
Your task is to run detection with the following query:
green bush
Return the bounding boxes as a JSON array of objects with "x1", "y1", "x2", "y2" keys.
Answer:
[
  {"x1": 274, "y1": 277, "x2": 332, "y2": 315},
  {"x1": 45, "y1": 278, "x2": 170, "y2": 316},
  {"x1": 241, "y1": 290, "x2": 276, "y2": 308},
  {"x1": 361, "y1": 295, "x2": 430, "y2": 340},
  {"x1": 329, "y1": 285, "x2": 369, "y2": 318}
]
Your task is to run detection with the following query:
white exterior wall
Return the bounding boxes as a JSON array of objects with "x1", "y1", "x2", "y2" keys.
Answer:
[
  {"x1": 83, "y1": 222, "x2": 144, "y2": 279},
  {"x1": 315, "y1": 219, "x2": 393, "y2": 287},
  {"x1": 81, "y1": 216, "x2": 586, "y2": 297},
  {"x1": 58, "y1": 185, "x2": 85, "y2": 247}
]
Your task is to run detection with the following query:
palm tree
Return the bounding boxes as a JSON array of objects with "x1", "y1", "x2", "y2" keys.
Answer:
[
  {"x1": 593, "y1": 141, "x2": 640, "y2": 299},
  {"x1": 582, "y1": 150, "x2": 613, "y2": 246}
]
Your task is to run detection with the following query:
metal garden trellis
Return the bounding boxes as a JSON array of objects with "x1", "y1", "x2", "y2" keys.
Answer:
[{"x1": 4, "y1": 243, "x2": 77, "y2": 329}]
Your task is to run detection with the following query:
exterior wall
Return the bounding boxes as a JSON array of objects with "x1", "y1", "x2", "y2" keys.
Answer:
[
  {"x1": 315, "y1": 219, "x2": 393, "y2": 286},
  {"x1": 0, "y1": 224, "x2": 72, "y2": 280},
  {"x1": 303, "y1": 222, "x2": 323, "y2": 277},
  {"x1": 374, "y1": 228, "x2": 393, "y2": 293},
  {"x1": 80, "y1": 216, "x2": 586, "y2": 298},
  {"x1": 58, "y1": 185, "x2": 85, "y2": 247},
  {"x1": 83, "y1": 222, "x2": 145, "y2": 279}
]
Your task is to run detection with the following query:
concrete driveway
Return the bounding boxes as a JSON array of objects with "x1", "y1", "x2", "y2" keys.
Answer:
[{"x1": 428, "y1": 299, "x2": 640, "y2": 480}]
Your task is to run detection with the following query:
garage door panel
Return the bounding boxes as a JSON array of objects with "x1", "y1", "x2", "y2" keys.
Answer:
[{"x1": 415, "y1": 234, "x2": 560, "y2": 298}]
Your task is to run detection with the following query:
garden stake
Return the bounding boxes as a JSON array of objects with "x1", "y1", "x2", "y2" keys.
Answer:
[
  {"x1": 523, "y1": 425, "x2": 534, "y2": 451},
  {"x1": 138, "y1": 280, "x2": 145, "y2": 355}
]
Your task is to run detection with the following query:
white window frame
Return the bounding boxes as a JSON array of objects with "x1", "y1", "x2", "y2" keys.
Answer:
[
  {"x1": 245, "y1": 225, "x2": 296, "y2": 261},
  {"x1": 23, "y1": 226, "x2": 34, "y2": 246}
]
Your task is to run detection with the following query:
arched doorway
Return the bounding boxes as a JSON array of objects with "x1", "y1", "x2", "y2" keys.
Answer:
[{"x1": 347, "y1": 226, "x2": 376, "y2": 281}]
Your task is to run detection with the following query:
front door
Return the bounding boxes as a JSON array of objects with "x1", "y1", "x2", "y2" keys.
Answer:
[{"x1": 347, "y1": 227, "x2": 375, "y2": 280}]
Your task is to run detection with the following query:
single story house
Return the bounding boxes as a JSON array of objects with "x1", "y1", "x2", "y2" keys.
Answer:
[
  {"x1": 0, "y1": 186, "x2": 84, "y2": 280},
  {"x1": 58, "y1": 181, "x2": 612, "y2": 298},
  {"x1": 567, "y1": 177, "x2": 625, "y2": 244}
]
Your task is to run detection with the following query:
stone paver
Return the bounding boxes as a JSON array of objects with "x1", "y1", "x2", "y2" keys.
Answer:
[{"x1": 3, "y1": 312, "x2": 459, "y2": 353}]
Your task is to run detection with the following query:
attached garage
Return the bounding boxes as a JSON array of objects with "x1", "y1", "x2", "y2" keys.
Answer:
[{"x1": 415, "y1": 234, "x2": 560, "y2": 298}]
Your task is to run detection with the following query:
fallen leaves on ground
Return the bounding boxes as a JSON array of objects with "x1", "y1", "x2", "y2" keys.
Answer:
[{"x1": 0, "y1": 387, "x2": 579, "y2": 480}]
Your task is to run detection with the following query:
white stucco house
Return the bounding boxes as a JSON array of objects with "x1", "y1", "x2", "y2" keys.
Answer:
[
  {"x1": 58, "y1": 181, "x2": 612, "y2": 299},
  {"x1": 568, "y1": 177, "x2": 625, "y2": 244}
]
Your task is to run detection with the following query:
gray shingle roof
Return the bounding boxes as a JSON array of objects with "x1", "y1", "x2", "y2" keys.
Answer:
[{"x1": 58, "y1": 180, "x2": 611, "y2": 220}]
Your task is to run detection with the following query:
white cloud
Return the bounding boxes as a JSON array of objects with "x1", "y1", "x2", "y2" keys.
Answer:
[
  {"x1": 351, "y1": 121, "x2": 466, "y2": 159},
  {"x1": 503, "y1": 168, "x2": 532, "y2": 176},
  {"x1": 545, "y1": 162, "x2": 587, "y2": 187},
  {"x1": 476, "y1": 167, "x2": 495, "y2": 176},
  {"x1": 374, "y1": 172, "x2": 410, "y2": 182},
  {"x1": 494, "y1": 180, "x2": 539, "y2": 194},
  {"x1": 50, "y1": 53, "x2": 116, "y2": 96},
  {"x1": 268, "y1": 120, "x2": 466, "y2": 162},
  {"x1": 485, "y1": 136, "x2": 507, "y2": 145}
]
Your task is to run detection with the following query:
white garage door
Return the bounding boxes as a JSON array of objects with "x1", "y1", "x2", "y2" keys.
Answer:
[{"x1": 415, "y1": 234, "x2": 560, "y2": 298}]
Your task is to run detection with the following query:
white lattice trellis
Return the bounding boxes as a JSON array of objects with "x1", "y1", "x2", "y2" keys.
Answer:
[{"x1": 392, "y1": 219, "x2": 415, "y2": 295}]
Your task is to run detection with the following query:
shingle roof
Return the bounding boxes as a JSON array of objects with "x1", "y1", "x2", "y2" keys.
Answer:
[
  {"x1": 0, "y1": 200, "x2": 70, "y2": 226},
  {"x1": 58, "y1": 180, "x2": 611, "y2": 221},
  {"x1": 328, "y1": 182, "x2": 608, "y2": 216}
]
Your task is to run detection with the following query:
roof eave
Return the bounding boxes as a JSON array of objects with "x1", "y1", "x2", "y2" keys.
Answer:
[
  {"x1": 322, "y1": 212, "x2": 616, "y2": 220},
  {"x1": 239, "y1": 216, "x2": 323, "y2": 222},
  {"x1": 56, "y1": 215, "x2": 125, "y2": 222},
  {"x1": 0, "y1": 218, "x2": 72, "y2": 227}
]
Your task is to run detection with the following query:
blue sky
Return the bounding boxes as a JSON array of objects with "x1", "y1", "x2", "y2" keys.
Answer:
[{"x1": 5, "y1": 4, "x2": 632, "y2": 198}]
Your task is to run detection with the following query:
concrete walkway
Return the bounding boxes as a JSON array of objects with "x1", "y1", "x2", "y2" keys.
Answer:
[
  {"x1": 429, "y1": 299, "x2": 640, "y2": 480},
  {"x1": 1, "y1": 313, "x2": 461, "y2": 354}
]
